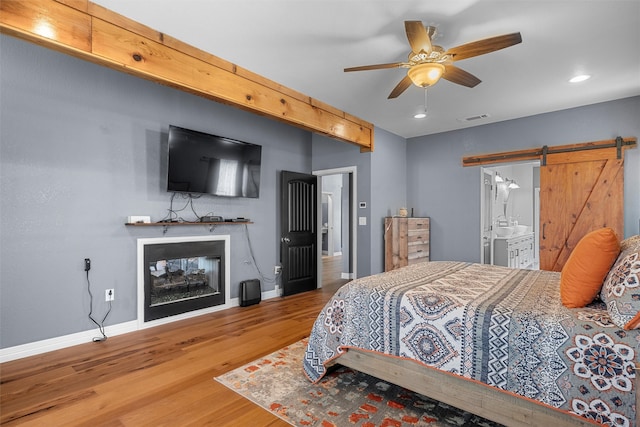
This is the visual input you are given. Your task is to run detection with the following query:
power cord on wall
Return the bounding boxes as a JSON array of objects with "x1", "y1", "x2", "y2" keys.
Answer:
[
  {"x1": 85, "y1": 267, "x2": 111, "y2": 342},
  {"x1": 243, "y1": 224, "x2": 280, "y2": 287},
  {"x1": 160, "y1": 192, "x2": 205, "y2": 223}
]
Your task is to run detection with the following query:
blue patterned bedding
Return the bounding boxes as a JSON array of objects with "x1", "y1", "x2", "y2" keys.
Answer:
[{"x1": 304, "y1": 261, "x2": 639, "y2": 426}]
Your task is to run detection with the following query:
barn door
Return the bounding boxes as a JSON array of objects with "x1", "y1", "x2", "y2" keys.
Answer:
[
  {"x1": 280, "y1": 170, "x2": 317, "y2": 296},
  {"x1": 539, "y1": 147, "x2": 624, "y2": 271}
]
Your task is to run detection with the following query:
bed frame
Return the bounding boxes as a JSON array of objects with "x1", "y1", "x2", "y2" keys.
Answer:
[{"x1": 336, "y1": 348, "x2": 640, "y2": 427}]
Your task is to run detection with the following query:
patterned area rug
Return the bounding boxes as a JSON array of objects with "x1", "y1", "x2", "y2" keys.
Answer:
[{"x1": 215, "y1": 339, "x2": 503, "y2": 427}]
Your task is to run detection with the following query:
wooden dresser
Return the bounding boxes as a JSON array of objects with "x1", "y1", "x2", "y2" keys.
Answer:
[{"x1": 384, "y1": 217, "x2": 430, "y2": 272}]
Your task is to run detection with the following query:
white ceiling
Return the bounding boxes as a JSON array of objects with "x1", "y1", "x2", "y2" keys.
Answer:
[{"x1": 93, "y1": 0, "x2": 640, "y2": 139}]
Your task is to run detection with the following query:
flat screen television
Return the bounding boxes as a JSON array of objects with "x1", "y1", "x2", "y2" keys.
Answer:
[{"x1": 167, "y1": 125, "x2": 262, "y2": 198}]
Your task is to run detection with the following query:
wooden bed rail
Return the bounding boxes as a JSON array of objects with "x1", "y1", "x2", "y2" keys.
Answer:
[{"x1": 337, "y1": 349, "x2": 619, "y2": 427}]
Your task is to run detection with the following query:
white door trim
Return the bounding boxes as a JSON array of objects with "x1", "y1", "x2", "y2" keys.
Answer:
[{"x1": 313, "y1": 166, "x2": 357, "y2": 287}]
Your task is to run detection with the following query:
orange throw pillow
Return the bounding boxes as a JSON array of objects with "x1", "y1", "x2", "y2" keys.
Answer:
[{"x1": 560, "y1": 228, "x2": 621, "y2": 308}]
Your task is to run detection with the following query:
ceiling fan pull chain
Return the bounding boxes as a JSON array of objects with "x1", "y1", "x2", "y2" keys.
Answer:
[{"x1": 424, "y1": 88, "x2": 428, "y2": 112}]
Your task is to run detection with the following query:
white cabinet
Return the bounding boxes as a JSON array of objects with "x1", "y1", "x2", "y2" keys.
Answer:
[{"x1": 494, "y1": 232, "x2": 535, "y2": 269}]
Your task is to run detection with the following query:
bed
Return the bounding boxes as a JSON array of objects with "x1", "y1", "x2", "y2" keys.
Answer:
[{"x1": 304, "y1": 234, "x2": 640, "y2": 427}]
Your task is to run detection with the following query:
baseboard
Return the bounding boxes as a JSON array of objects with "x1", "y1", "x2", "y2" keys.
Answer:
[
  {"x1": 262, "y1": 288, "x2": 279, "y2": 300},
  {"x1": 1, "y1": 290, "x2": 280, "y2": 363},
  {"x1": 322, "y1": 251, "x2": 343, "y2": 257},
  {"x1": 0, "y1": 320, "x2": 139, "y2": 363}
]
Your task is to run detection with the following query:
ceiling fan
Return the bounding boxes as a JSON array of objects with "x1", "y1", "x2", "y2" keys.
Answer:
[{"x1": 344, "y1": 21, "x2": 522, "y2": 99}]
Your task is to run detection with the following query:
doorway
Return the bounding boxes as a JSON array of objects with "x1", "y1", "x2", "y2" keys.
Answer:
[
  {"x1": 321, "y1": 192, "x2": 335, "y2": 256},
  {"x1": 480, "y1": 162, "x2": 540, "y2": 269},
  {"x1": 481, "y1": 170, "x2": 493, "y2": 264},
  {"x1": 313, "y1": 166, "x2": 357, "y2": 289},
  {"x1": 471, "y1": 137, "x2": 632, "y2": 272}
]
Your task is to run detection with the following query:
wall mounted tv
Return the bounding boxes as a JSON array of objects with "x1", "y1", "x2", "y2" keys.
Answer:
[{"x1": 167, "y1": 125, "x2": 262, "y2": 198}]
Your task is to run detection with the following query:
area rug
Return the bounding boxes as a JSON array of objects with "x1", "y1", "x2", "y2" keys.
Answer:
[{"x1": 215, "y1": 339, "x2": 503, "y2": 427}]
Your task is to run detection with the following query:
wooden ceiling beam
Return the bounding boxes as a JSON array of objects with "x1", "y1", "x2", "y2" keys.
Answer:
[{"x1": 0, "y1": 0, "x2": 374, "y2": 152}]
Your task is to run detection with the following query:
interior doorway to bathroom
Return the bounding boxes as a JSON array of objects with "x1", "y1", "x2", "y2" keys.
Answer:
[{"x1": 480, "y1": 161, "x2": 540, "y2": 269}]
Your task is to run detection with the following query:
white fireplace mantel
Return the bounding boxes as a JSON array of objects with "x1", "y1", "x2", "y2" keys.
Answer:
[{"x1": 137, "y1": 235, "x2": 231, "y2": 330}]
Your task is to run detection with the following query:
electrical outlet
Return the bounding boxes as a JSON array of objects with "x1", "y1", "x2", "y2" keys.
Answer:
[
  {"x1": 274, "y1": 265, "x2": 282, "y2": 275},
  {"x1": 84, "y1": 258, "x2": 91, "y2": 271},
  {"x1": 105, "y1": 289, "x2": 114, "y2": 302}
]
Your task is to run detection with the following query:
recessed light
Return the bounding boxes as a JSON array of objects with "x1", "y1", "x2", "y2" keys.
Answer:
[{"x1": 569, "y1": 74, "x2": 591, "y2": 83}]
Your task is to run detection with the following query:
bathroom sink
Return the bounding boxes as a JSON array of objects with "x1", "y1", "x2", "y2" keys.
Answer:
[
  {"x1": 514, "y1": 225, "x2": 528, "y2": 234},
  {"x1": 495, "y1": 226, "x2": 514, "y2": 237}
]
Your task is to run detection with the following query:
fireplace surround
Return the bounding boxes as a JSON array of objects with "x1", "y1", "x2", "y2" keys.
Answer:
[{"x1": 137, "y1": 235, "x2": 231, "y2": 329}]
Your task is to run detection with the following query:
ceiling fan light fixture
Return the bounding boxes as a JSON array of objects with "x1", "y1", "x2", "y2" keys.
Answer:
[{"x1": 407, "y1": 63, "x2": 445, "y2": 87}]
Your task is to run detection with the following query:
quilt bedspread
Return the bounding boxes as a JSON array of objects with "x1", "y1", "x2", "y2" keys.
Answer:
[{"x1": 304, "y1": 261, "x2": 640, "y2": 426}]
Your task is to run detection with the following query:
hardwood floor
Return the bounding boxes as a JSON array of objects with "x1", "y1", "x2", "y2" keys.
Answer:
[
  {"x1": 0, "y1": 258, "x2": 349, "y2": 426},
  {"x1": 320, "y1": 254, "x2": 350, "y2": 290}
]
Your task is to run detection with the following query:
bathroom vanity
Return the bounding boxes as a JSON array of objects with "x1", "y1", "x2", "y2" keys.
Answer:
[{"x1": 494, "y1": 232, "x2": 535, "y2": 269}]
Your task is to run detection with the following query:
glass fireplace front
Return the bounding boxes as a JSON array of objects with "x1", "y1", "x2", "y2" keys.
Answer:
[{"x1": 144, "y1": 240, "x2": 225, "y2": 322}]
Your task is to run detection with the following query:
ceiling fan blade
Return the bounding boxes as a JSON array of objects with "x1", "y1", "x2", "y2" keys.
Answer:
[
  {"x1": 344, "y1": 62, "x2": 404, "y2": 72},
  {"x1": 405, "y1": 21, "x2": 432, "y2": 54},
  {"x1": 445, "y1": 32, "x2": 522, "y2": 62},
  {"x1": 442, "y1": 65, "x2": 481, "y2": 88},
  {"x1": 388, "y1": 75, "x2": 413, "y2": 99}
]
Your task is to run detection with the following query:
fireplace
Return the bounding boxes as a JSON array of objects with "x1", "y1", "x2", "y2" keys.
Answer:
[{"x1": 137, "y1": 235, "x2": 230, "y2": 328}]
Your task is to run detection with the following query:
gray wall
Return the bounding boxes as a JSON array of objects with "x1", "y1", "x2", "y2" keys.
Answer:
[
  {"x1": 0, "y1": 36, "x2": 312, "y2": 348},
  {"x1": 312, "y1": 135, "x2": 371, "y2": 278},
  {"x1": 370, "y1": 127, "x2": 408, "y2": 273},
  {"x1": 2, "y1": 32, "x2": 637, "y2": 351},
  {"x1": 312, "y1": 126, "x2": 407, "y2": 276},
  {"x1": 407, "y1": 96, "x2": 640, "y2": 262}
]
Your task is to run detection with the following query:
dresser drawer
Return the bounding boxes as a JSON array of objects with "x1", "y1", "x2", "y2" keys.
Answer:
[
  {"x1": 408, "y1": 230, "x2": 429, "y2": 244},
  {"x1": 408, "y1": 243, "x2": 429, "y2": 259},
  {"x1": 408, "y1": 218, "x2": 429, "y2": 231}
]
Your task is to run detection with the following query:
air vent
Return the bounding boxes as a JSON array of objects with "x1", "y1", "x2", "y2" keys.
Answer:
[{"x1": 458, "y1": 113, "x2": 491, "y2": 122}]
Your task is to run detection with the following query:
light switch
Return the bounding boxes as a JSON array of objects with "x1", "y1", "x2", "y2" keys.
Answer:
[{"x1": 359, "y1": 216, "x2": 367, "y2": 226}]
